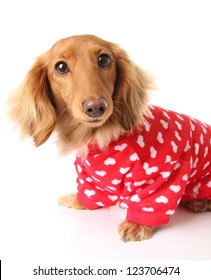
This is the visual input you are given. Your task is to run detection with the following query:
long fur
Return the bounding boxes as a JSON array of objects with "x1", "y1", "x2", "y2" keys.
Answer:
[{"x1": 8, "y1": 35, "x2": 153, "y2": 155}]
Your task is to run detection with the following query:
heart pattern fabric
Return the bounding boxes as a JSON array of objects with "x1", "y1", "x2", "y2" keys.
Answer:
[{"x1": 75, "y1": 105, "x2": 211, "y2": 227}]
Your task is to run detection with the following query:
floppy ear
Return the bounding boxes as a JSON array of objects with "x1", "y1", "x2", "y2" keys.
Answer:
[
  {"x1": 112, "y1": 45, "x2": 153, "y2": 130},
  {"x1": 8, "y1": 55, "x2": 56, "y2": 146}
]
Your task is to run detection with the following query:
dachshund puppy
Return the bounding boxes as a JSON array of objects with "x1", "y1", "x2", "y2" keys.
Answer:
[{"x1": 8, "y1": 35, "x2": 211, "y2": 242}]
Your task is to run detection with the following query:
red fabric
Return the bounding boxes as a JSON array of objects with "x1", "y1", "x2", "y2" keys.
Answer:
[{"x1": 75, "y1": 106, "x2": 211, "y2": 226}]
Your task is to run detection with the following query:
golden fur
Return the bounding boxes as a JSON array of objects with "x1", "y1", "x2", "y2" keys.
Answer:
[
  {"x1": 8, "y1": 35, "x2": 152, "y2": 155},
  {"x1": 8, "y1": 35, "x2": 210, "y2": 242}
]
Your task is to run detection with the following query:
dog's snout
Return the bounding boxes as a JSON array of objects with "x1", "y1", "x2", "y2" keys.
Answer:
[{"x1": 82, "y1": 97, "x2": 107, "y2": 118}]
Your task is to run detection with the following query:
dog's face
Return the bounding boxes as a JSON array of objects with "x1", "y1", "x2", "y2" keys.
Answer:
[
  {"x1": 9, "y1": 34, "x2": 152, "y2": 148},
  {"x1": 47, "y1": 36, "x2": 117, "y2": 127}
]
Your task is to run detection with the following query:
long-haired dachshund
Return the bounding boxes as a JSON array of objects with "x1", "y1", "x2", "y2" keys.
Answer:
[{"x1": 8, "y1": 35, "x2": 211, "y2": 242}]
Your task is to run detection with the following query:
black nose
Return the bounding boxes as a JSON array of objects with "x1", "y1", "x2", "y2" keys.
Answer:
[{"x1": 82, "y1": 97, "x2": 107, "y2": 118}]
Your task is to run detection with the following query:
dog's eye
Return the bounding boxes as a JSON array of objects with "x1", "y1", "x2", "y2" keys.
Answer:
[
  {"x1": 98, "y1": 54, "x2": 111, "y2": 68},
  {"x1": 55, "y1": 61, "x2": 70, "y2": 75}
]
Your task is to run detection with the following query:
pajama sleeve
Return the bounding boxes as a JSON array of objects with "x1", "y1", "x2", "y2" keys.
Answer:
[{"x1": 75, "y1": 156, "x2": 122, "y2": 210}]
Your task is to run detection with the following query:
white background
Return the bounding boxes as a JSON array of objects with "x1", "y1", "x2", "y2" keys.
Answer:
[{"x1": 0, "y1": 0, "x2": 211, "y2": 275}]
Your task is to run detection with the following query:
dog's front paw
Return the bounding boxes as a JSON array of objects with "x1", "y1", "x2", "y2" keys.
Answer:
[
  {"x1": 119, "y1": 220, "x2": 155, "y2": 242},
  {"x1": 58, "y1": 193, "x2": 86, "y2": 210}
]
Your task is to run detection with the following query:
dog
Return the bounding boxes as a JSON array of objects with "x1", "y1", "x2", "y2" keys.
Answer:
[{"x1": 8, "y1": 34, "x2": 211, "y2": 242}]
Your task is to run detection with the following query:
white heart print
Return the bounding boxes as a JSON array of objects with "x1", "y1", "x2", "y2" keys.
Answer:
[
  {"x1": 175, "y1": 131, "x2": 182, "y2": 141},
  {"x1": 127, "y1": 185, "x2": 132, "y2": 192},
  {"x1": 124, "y1": 182, "x2": 131, "y2": 186},
  {"x1": 84, "y1": 189, "x2": 96, "y2": 197},
  {"x1": 126, "y1": 173, "x2": 132, "y2": 178},
  {"x1": 175, "y1": 121, "x2": 182, "y2": 130},
  {"x1": 207, "y1": 181, "x2": 211, "y2": 187},
  {"x1": 86, "y1": 177, "x2": 93, "y2": 182},
  {"x1": 77, "y1": 164, "x2": 82, "y2": 173},
  {"x1": 165, "y1": 155, "x2": 171, "y2": 163},
  {"x1": 201, "y1": 125, "x2": 207, "y2": 134},
  {"x1": 163, "y1": 111, "x2": 170, "y2": 119},
  {"x1": 193, "y1": 158, "x2": 199, "y2": 169},
  {"x1": 160, "y1": 171, "x2": 170, "y2": 179},
  {"x1": 157, "y1": 132, "x2": 164, "y2": 144},
  {"x1": 190, "y1": 121, "x2": 196, "y2": 131},
  {"x1": 200, "y1": 133, "x2": 204, "y2": 144},
  {"x1": 171, "y1": 141, "x2": 178, "y2": 153},
  {"x1": 155, "y1": 195, "x2": 168, "y2": 204},
  {"x1": 112, "y1": 179, "x2": 121, "y2": 185},
  {"x1": 150, "y1": 146, "x2": 157, "y2": 158},
  {"x1": 193, "y1": 183, "x2": 201, "y2": 197},
  {"x1": 143, "y1": 162, "x2": 158, "y2": 175},
  {"x1": 96, "y1": 201, "x2": 105, "y2": 207},
  {"x1": 142, "y1": 207, "x2": 154, "y2": 212},
  {"x1": 120, "y1": 202, "x2": 128, "y2": 208},
  {"x1": 160, "y1": 119, "x2": 168, "y2": 129},
  {"x1": 134, "y1": 180, "x2": 146, "y2": 186},
  {"x1": 120, "y1": 167, "x2": 130, "y2": 174},
  {"x1": 194, "y1": 143, "x2": 199, "y2": 155},
  {"x1": 130, "y1": 153, "x2": 139, "y2": 161},
  {"x1": 204, "y1": 147, "x2": 208, "y2": 158},
  {"x1": 95, "y1": 170, "x2": 107, "y2": 177},
  {"x1": 137, "y1": 135, "x2": 145, "y2": 148},
  {"x1": 165, "y1": 209, "x2": 175, "y2": 215},
  {"x1": 114, "y1": 143, "x2": 127, "y2": 152},
  {"x1": 174, "y1": 163, "x2": 181, "y2": 170},
  {"x1": 203, "y1": 161, "x2": 210, "y2": 170},
  {"x1": 104, "y1": 157, "x2": 116, "y2": 165},
  {"x1": 184, "y1": 141, "x2": 191, "y2": 152},
  {"x1": 130, "y1": 194, "x2": 141, "y2": 203},
  {"x1": 79, "y1": 179, "x2": 84, "y2": 184},
  {"x1": 169, "y1": 185, "x2": 181, "y2": 193},
  {"x1": 108, "y1": 195, "x2": 119, "y2": 201},
  {"x1": 182, "y1": 174, "x2": 188, "y2": 181},
  {"x1": 176, "y1": 114, "x2": 184, "y2": 121}
]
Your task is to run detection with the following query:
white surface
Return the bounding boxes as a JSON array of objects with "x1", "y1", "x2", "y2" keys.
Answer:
[
  {"x1": 0, "y1": 0, "x2": 211, "y2": 268},
  {"x1": 0, "y1": 136, "x2": 211, "y2": 261}
]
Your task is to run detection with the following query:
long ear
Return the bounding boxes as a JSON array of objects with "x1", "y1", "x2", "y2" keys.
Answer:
[
  {"x1": 8, "y1": 55, "x2": 56, "y2": 146},
  {"x1": 112, "y1": 45, "x2": 154, "y2": 130}
]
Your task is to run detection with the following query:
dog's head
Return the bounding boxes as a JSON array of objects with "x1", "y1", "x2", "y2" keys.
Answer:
[{"x1": 8, "y1": 35, "x2": 153, "y2": 150}]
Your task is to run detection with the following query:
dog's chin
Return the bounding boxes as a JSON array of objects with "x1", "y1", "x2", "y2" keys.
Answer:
[{"x1": 81, "y1": 118, "x2": 107, "y2": 128}]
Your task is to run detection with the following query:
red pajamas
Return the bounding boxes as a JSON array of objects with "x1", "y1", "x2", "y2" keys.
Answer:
[{"x1": 75, "y1": 106, "x2": 211, "y2": 226}]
